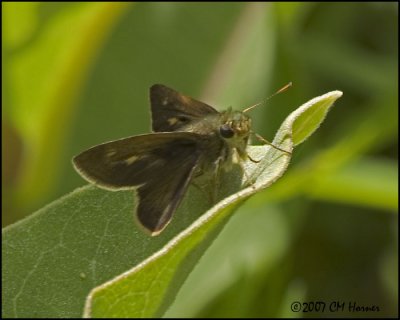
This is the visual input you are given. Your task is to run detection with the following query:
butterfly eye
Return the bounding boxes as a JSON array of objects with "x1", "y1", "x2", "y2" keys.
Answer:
[{"x1": 220, "y1": 124, "x2": 234, "y2": 138}]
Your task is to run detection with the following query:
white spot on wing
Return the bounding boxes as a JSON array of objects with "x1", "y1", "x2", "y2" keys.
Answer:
[
  {"x1": 125, "y1": 155, "x2": 139, "y2": 165},
  {"x1": 107, "y1": 150, "x2": 117, "y2": 157},
  {"x1": 168, "y1": 117, "x2": 179, "y2": 126}
]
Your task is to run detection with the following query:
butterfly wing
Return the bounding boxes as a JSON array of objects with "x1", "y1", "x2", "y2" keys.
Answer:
[
  {"x1": 73, "y1": 132, "x2": 203, "y2": 234},
  {"x1": 150, "y1": 84, "x2": 219, "y2": 132}
]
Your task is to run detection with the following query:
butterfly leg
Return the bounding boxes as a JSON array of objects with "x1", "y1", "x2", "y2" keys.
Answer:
[
  {"x1": 191, "y1": 167, "x2": 215, "y2": 205},
  {"x1": 235, "y1": 147, "x2": 257, "y2": 188},
  {"x1": 253, "y1": 132, "x2": 292, "y2": 155},
  {"x1": 210, "y1": 158, "x2": 224, "y2": 204},
  {"x1": 240, "y1": 158, "x2": 257, "y2": 189}
]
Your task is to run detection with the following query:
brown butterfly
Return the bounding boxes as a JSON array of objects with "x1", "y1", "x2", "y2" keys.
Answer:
[{"x1": 73, "y1": 84, "x2": 290, "y2": 235}]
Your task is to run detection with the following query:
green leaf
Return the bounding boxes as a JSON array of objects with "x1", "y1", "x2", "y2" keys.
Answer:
[
  {"x1": 291, "y1": 91, "x2": 342, "y2": 146},
  {"x1": 2, "y1": 90, "x2": 341, "y2": 318}
]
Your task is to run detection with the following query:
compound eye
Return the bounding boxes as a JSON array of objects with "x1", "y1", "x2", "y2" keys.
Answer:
[{"x1": 220, "y1": 124, "x2": 234, "y2": 138}]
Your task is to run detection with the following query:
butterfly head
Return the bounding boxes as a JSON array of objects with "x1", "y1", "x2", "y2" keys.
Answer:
[{"x1": 219, "y1": 109, "x2": 251, "y2": 141}]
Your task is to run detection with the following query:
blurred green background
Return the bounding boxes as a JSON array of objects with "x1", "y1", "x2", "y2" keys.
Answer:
[{"x1": 2, "y1": 2, "x2": 397, "y2": 317}]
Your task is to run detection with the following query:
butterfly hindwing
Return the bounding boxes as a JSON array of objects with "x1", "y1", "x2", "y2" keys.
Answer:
[
  {"x1": 150, "y1": 84, "x2": 219, "y2": 132},
  {"x1": 135, "y1": 155, "x2": 199, "y2": 235}
]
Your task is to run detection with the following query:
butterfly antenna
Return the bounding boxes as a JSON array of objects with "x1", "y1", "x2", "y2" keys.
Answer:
[{"x1": 242, "y1": 82, "x2": 292, "y2": 113}]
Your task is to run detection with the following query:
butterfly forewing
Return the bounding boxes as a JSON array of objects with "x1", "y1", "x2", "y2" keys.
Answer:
[
  {"x1": 150, "y1": 84, "x2": 219, "y2": 132},
  {"x1": 73, "y1": 132, "x2": 203, "y2": 234}
]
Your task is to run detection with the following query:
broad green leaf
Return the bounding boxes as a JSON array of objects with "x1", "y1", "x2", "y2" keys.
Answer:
[
  {"x1": 2, "y1": 91, "x2": 341, "y2": 318},
  {"x1": 84, "y1": 91, "x2": 342, "y2": 317}
]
